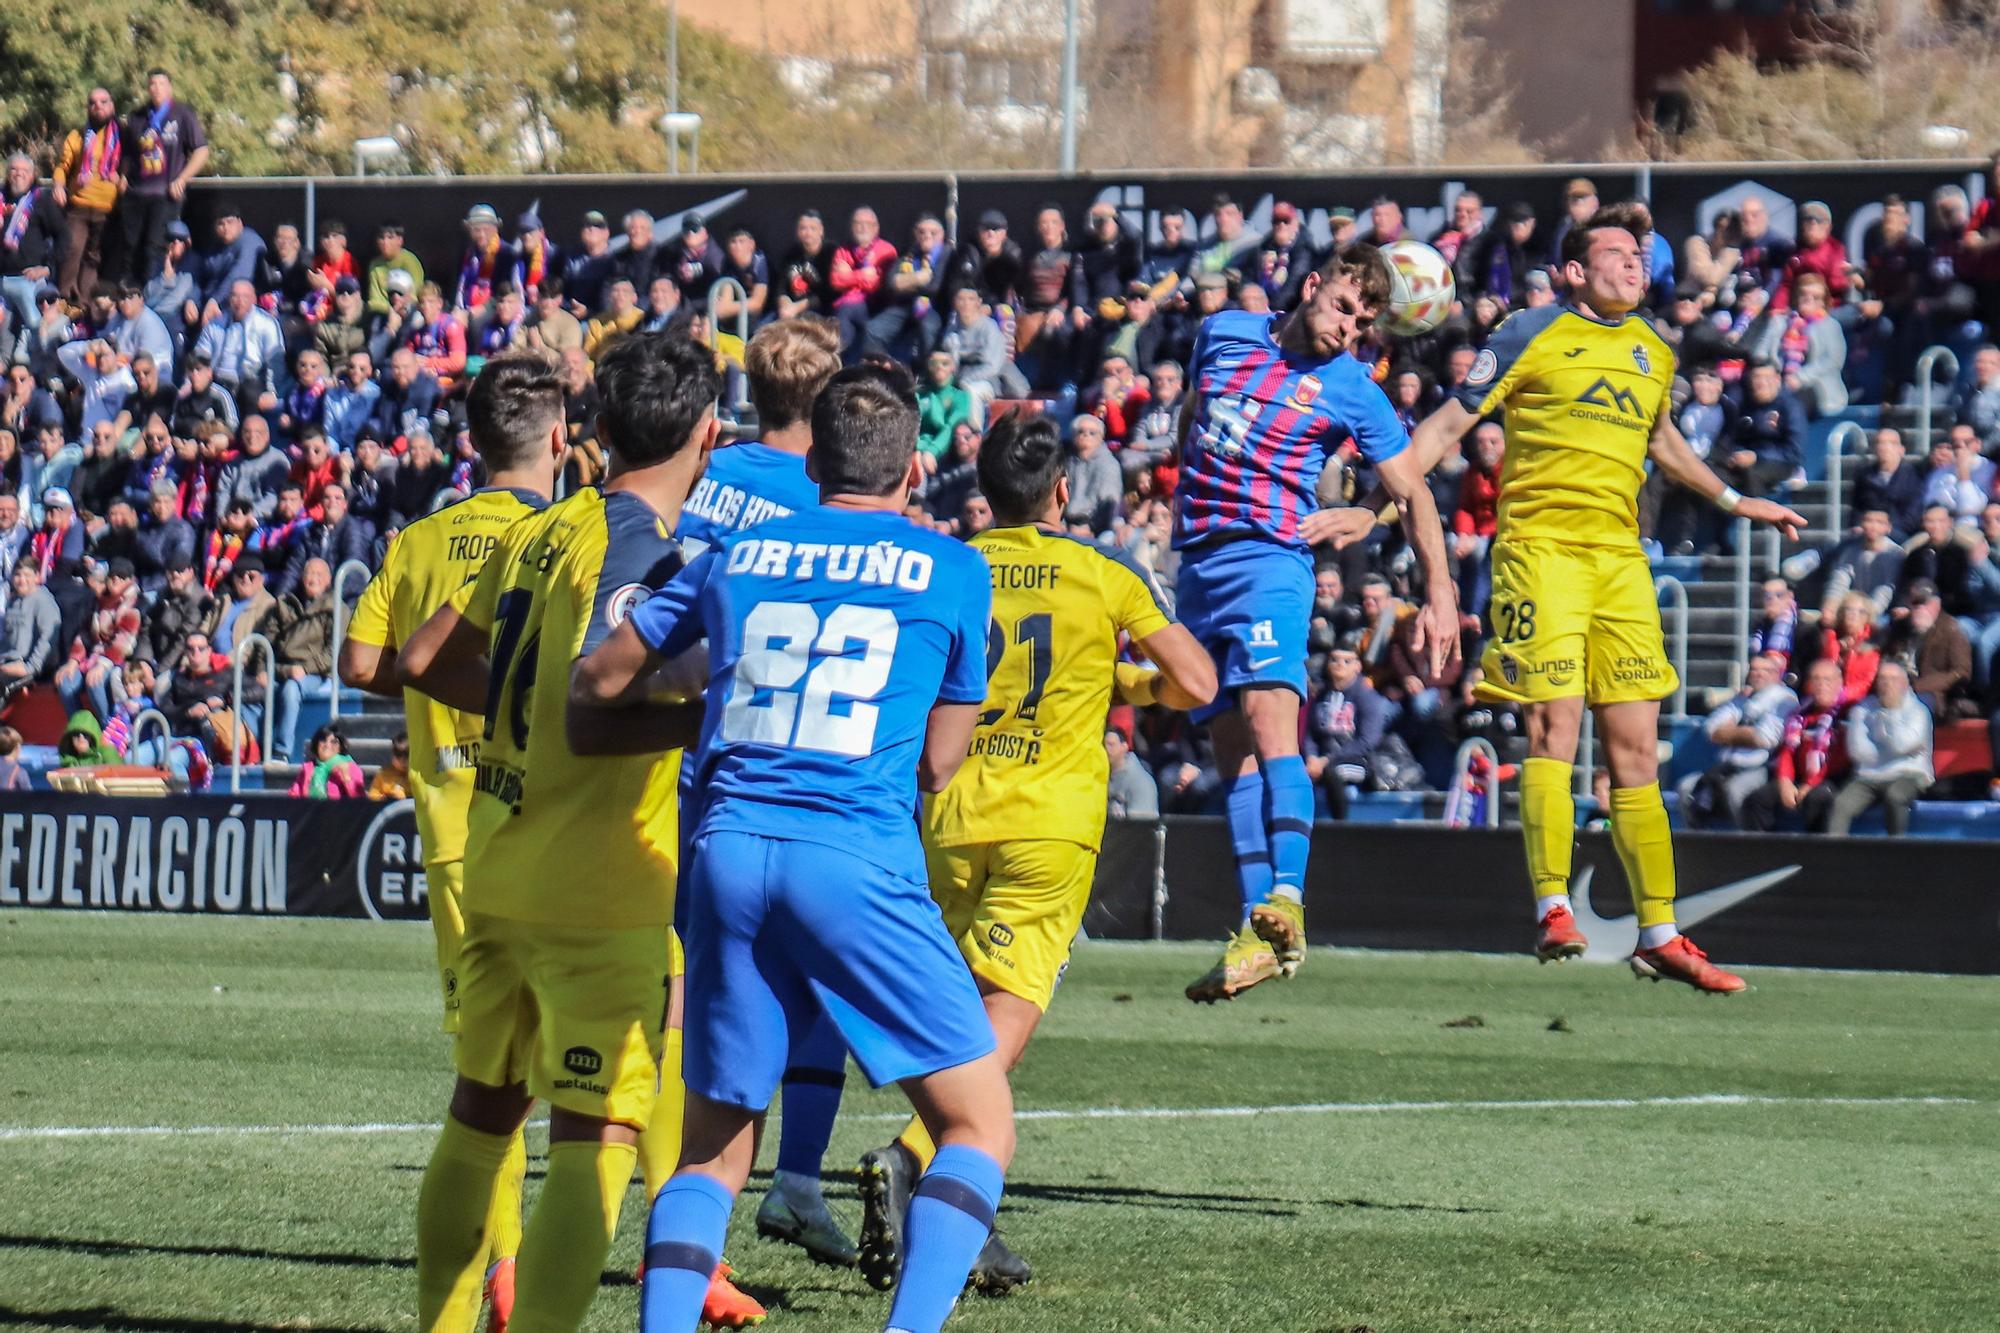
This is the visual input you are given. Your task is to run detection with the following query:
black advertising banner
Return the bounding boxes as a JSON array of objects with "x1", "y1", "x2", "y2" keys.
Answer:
[
  {"x1": 6, "y1": 797, "x2": 1995, "y2": 975},
  {"x1": 183, "y1": 162, "x2": 1995, "y2": 304}
]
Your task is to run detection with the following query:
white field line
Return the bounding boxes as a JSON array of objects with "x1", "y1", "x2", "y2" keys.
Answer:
[{"x1": 0, "y1": 1093, "x2": 1980, "y2": 1143}]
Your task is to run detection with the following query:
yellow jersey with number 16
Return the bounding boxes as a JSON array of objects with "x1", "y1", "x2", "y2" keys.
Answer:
[
  {"x1": 1454, "y1": 304, "x2": 1675, "y2": 549},
  {"x1": 454, "y1": 487, "x2": 686, "y2": 928},
  {"x1": 344, "y1": 486, "x2": 547, "y2": 868},
  {"x1": 925, "y1": 524, "x2": 1171, "y2": 853}
]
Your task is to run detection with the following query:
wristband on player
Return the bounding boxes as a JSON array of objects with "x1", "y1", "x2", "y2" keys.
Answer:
[{"x1": 1713, "y1": 485, "x2": 1743, "y2": 514}]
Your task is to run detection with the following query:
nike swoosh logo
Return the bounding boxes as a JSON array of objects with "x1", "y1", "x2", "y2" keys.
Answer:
[
  {"x1": 1247, "y1": 655, "x2": 1285, "y2": 671},
  {"x1": 1567, "y1": 863, "x2": 1800, "y2": 963}
]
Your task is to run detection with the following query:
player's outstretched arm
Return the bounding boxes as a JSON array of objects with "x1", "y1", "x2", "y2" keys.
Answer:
[
  {"x1": 571, "y1": 618, "x2": 662, "y2": 710},
  {"x1": 1647, "y1": 410, "x2": 1807, "y2": 540},
  {"x1": 337, "y1": 636, "x2": 398, "y2": 697},
  {"x1": 397, "y1": 605, "x2": 490, "y2": 714},
  {"x1": 1131, "y1": 623, "x2": 1219, "y2": 712},
  {"x1": 1302, "y1": 398, "x2": 1481, "y2": 550},
  {"x1": 919, "y1": 702, "x2": 982, "y2": 793},
  {"x1": 564, "y1": 660, "x2": 704, "y2": 756},
  {"x1": 1372, "y1": 445, "x2": 1461, "y2": 677}
]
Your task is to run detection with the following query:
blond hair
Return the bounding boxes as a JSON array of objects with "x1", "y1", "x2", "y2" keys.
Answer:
[{"x1": 745, "y1": 318, "x2": 842, "y2": 432}]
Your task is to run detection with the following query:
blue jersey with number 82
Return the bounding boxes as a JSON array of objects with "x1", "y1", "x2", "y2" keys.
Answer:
[{"x1": 629, "y1": 505, "x2": 992, "y2": 863}]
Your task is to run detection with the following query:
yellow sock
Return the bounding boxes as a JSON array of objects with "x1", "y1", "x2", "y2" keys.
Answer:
[
  {"x1": 510, "y1": 1140, "x2": 638, "y2": 1333},
  {"x1": 638, "y1": 1027, "x2": 685, "y2": 1202},
  {"x1": 484, "y1": 1128, "x2": 527, "y2": 1266},
  {"x1": 897, "y1": 1115, "x2": 937, "y2": 1171},
  {"x1": 1519, "y1": 757, "x2": 1576, "y2": 909},
  {"x1": 1610, "y1": 781, "x2": 1678, "y2": 930},
  {"x1": 416, "y1": 1116, "x2": 511, "y2": 1332}
]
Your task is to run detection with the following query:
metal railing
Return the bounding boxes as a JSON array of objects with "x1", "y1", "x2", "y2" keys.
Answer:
[
  {"x1": 230, "y1": 633, "x2": 277, "y2": 794},
  {"x1": 1731, "y1": 515, "x2": 1753, "y2": 687},
  {"x1": 1654, "y1": 576, "x2": 1689, "y2": 720},
  {"x1": 1823, "y1": 420, "x2": 1865, "y2": 542},
  {"x1": 128, "y1": 708, "x2": 171, "y2": 764},
  {"x1": 1445, "y1": 737, "x2": 1502, "y2": 828},
  {"x1": 328, "y1": 558, "x2": 373, "y2": 720},
  {"x1": 1916, "y1": 345, "x2": 1960, "y2": 451},
  {"x1": 706, "y1": 276, "x2": 752, "y2": 415}
]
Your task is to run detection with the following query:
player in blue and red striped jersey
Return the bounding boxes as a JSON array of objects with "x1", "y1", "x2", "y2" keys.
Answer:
[{"x1": 1176, "y1": 246, "x2": 1458, "y2": 1002}]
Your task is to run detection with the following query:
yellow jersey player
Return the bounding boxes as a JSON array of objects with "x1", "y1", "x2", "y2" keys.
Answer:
[
  {"x1": 1396, "y1": 203, "x2": 1802, "y2": 991},
  {"x1": 338, "y1": 353, "x2": 566, "y2": 1331},
  {"x1": 855, "y1": 411, "x2": 1215, "y2": 1293},
  {"x1": 395, "y1": 336, "x2": 743, "y2": 1333}
]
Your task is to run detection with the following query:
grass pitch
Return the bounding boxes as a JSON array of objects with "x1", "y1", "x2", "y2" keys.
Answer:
[{"x1": 1, "y1": 912, "x2": 1996, "y2": 1332}]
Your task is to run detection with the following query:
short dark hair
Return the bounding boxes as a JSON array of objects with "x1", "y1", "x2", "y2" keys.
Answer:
[
  {"x1": 810, "y1": 367, "x2": 919, "y2": 498},
  {"x1": 1322, "y1": 244, "x2": 1394, "y2": 311},
  {"x1": 466, "y1": 352, "x2": 565, "y2": 471},
  {"x1": 146, "y1": 67, "x2": 170, "y2": 82},
  {"x1": 1559, "y1": 201, "x2": 1652, "y2": 271},
  {"x1": 978, "y1": 411, "x2": 1064, "y2": 525},
  {"x1": 592, "y1": 334, "x2": 721, "y2": 467}
]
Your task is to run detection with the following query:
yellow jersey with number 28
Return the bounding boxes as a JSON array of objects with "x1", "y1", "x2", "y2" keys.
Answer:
[
  {"x1": 925, "y1": 524, "x2": 1171, "y2": 852},
  {"x1": 1454, "y1": 303, "x2": 1676, "y2": 549},
  {"x1": 454, "y1": 487, "x2": 686, "y2": 928}
]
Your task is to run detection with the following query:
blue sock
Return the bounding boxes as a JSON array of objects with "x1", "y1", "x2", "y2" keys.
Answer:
[
  {"x1": 1224, "y1": 768, "x2": 1273, "y2": 920},
  {"x1": 775, "y1": 1027, "x2": 846, "y2": 1178},
  {"x1": 886, "y1": 1144, "x2": 1005, "y2": 1333},
  {"x1": 1263, "y1": 755, "x2": 1313, "y2": 903},
  {"x1": 640, "y1": 1171, "x2": 733, "y2": 1332}
]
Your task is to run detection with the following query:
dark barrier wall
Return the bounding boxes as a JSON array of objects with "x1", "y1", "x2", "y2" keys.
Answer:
[
  {"x1": 183, "y1": 161, "x2": 1990, "y2": 303},
  {"x1": 8, "y1": 796, "x2": 1995, "y2": 975}
]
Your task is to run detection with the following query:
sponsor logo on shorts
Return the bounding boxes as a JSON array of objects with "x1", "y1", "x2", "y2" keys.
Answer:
[
  {"x1": 553, "y1": 1077, "x2": 611, "y2": 1096},
  {"x1": 1613, "y1": 654, "x2": 1665, "y2": 684},
  {"x1": 988, "y1": 923, "x2": 1015, "y2": 949},
  {"x1": 1248, "y1": 619, "x2": 1278, "y2": 649},
  {"x1": 1536, "y1": 657, "x2": 1579, "y2": 688},
  {"x1": 563, "y1": 1045, "x2": 603, "y2": 1076}
]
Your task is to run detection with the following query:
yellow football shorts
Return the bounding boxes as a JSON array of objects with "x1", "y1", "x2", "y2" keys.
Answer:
[
  {"x1": 453, "y1": 912, "x2": 673, "y2": 1128},
  {"x1": 926, "y1": 839, "x2": 1098, "y2": 1011},
  {"x1": 1477, "y1": 537, "x2": 1677, "y2": 707},
  {"x1": 427, "y1": 859, "x2": 465, "y2": 1035}
]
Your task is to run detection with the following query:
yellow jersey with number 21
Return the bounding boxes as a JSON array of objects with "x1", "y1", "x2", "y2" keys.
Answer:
[
  {"x1": 454, "y1": 487, "x2": 686, "y2": 929},
  {"x1": 926, "y1": 524, "x2": 1171, "y2": 853}
]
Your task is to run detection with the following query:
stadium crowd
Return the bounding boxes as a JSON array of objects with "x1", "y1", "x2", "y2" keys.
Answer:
[{"x1": 7, "y1": 69, "x2": 2000, "y2": 828}]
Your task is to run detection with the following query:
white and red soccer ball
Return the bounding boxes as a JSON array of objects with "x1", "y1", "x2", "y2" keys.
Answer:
[{"x1": 1376, "y1": 239, "x2": 1456, "y2": 338}]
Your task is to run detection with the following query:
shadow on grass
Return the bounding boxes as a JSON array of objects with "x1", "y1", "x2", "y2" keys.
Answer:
[
  {"x1": 0, "y1": 1305, "x2": 395, "y2": 1332},
  {"x1": 0, "y1": 1233, "x2": 643, "y2": 1290},
  {"x1": 1004, "y1": 1180, "x2": 1496, "y2": 1216}
]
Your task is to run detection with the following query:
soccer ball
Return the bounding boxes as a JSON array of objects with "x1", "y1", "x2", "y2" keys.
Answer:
[{"x1": 1376, "y1": 240, "x2": 1456, "y2": 338}]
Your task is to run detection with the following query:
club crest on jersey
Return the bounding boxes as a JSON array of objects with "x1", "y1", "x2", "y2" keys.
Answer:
[
  {"x1": 1286, "y1": 373, "x2": 1322, "y2": 411},
  {"x1": 606, "y1": 582, "x2": 649, "y2": 626},
  {"x1": 1632, "y1": 344, "x2": 1650, "y2": 375},
  {"x1": 1500, "y1": 654, "x2": 1519, "y2": 687},
  {"x1": 1469, "y1": 348, "x2": 1498, "y2": 386}
]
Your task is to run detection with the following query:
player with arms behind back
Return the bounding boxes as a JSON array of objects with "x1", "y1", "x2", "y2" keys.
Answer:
[
  {"x1": 1401, "y1": 204, "x2": 1803, "y2": 990},
  {"x1": 338, "y1": 353, "x2": 567, "y2": 1331},
  {"x1": 1176, "y1": 246, "x2": 1457, "y2": 1002},
  {"x1": 576, "y1": 372, "x2": 1015, "y2": 1333},
  {"x1": 854, "y1": 411, "x2": 1216, "y2": 1293},
  {"x1": 397, "y1": 335, "x2": 737, "y2": 1332}
]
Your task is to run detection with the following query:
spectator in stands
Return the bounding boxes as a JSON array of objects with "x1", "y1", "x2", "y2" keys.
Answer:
[
  {"x1": 135, "y1": 479, "x2": 193, "y2": 591},
  {"x1": 372, "y1": 347, "x2": 442, "y2": 448},
  {"x1": 1720, "y1": 360, "x2": 1806, "y2": 500},
  {"x1": 1923, "y1": 425, "x2": 1993, "y2": 525},
  {"x1": 54, "y1": 555, "x2": 142, "y2": 719},
  {"x1": 1105, "y1": 725, "x2": 1158, "y2": 820},
  {"x1": 1466, "y1": 202, "x2": 1537, "y2": 308},
  {"x1": 0, "y1": 154, "x2": 66, "y2": 334},
  {"x1": 213, "y1": 415, "x2": 287, "y2": 523},
  {"x1": 194, "y1": 279, "x2": 282, "y2": 415},
  {"x1": 389, "y1": 429, "x2": 450, "y2": 529},
  {"x1": 172, "y1": 351, "x2": 236, "y2": 438},
  {"x1": 560, "y1": 211, "x2": 612, "y2": 317},
  {"x1": 4, "y1": 363, "x2": 60, "y2": 442},
  {"x1": 772, "y1": 209, "x2": 836, "y2": 321},
  {"x1": 204, "y1": 551, "x2": 274, "y2": 658},
  {"x1": 1683, "y1": 207, "x2": 1741, "y2": 309},
  {"x1": 1064, "y1": 414, "x2": 1120, "y2": 535},
  {"x1": 71, "y1": 422, "x2": 126, "y2": 522},
  {"x1": 1681, "y1": 651, "x2": 1797, "y2": 829},
  {"x1": 112, "y1": 285, "x2": 173, "y2": 379},
  {"x1": 828, "y1": 207, "x2": 898, "y2": 361},
  {"x1": 522, "y1": 275, "x2": 581, "y2": 358},
  {"x1": 144, "y1": 555, "x2": 207, "y2": 673},
  {"x1": 368, "y1": 731, "x2": 411, "y2": 801},
  {"x1": 583, "y1": 277, "x2": 642, "y2": 360},
  {"x1": 270, "y1": 555, "x2": 335, "y2": 763},
  {"x1": 1818, "y1": 591, "x2": 1883, "y2": 705},
  {"x1": 32, "y1": 488, "x2": 83, "y2": 566},
  {"x1": 637, "y1": 276, "x2": 682, "y2": 334},
  {"x1": 1886, "y1": 578, "x2": 1973, "y2": 716},
  {"x1": 52, "y1": 88, "x2": 122, "y2": 304},
  {"x1": 119, "y1": 71, "x2": 207, "y2": 283},
  {"x1": 1959, "y1": 507, "x2": 2000, "y2": 686},
  {"x1": 1757, "y1": 273, "x2": 1846, "y2": 417},
  {"x1": 915, "y1": 350, "x2": 972, "y2": 470},
  {"x1": 0, "y1": 493, "x2": 29, "y2": 582},
  {"x1": 1777, "y1": 201, "x2": 1850, "y2": 307},
  {"x1": 1751, "y1": 577, "x2": 1801, "y2": 671},
  {"x1": 24, "y1": 429, "x2": 81, "y2": 521},
  {"x1": 195, "y1": 202, "x2": 265, "y2": 318},
  {"x1": 1542, "y1": 177, "x2": 1598, "y2": 266},
  {"x1": 1250, "y1": 201, "x2": 1312, "y2": 309},
  {"x1": 1303, "y1": 639, "x2": 1391, "y2": 820},
  {"x1": 1828, "y1": 660, "x2": 1932, "y2": 835},
  {"x1": 0, "y1": 556, "x2": 60, "y2": 691},
  {"x1": 1859, "y1": 194, "x2": 1931, "y2": 402},
  {"x1": 923, "y1": 423, "x2": 981, "y2": 529},
  {"x1": 1358, "y1": 196, "x2": 1405, "y2": 248},
  {"x1": 1434, "y1": 189, "x2": 1485, "y2": 281},
  {"x1": 143, "y1": 219, "x2": 195, "y2": 336},
  {"x1": 1957, "y1": 345, "x2": 2000, "y2": 457},
  {"x1": 59, "y1": 338, "x2": 136, "y2": 441},
  {"x1": 1852, "y1": 427, "x2": 1925, "y2": 541},
  {"x1": 664, "y1": 213, "x2": 724, "y2": 310},
  {"x1": 1896, "y1": 504, "x2": 1974, "y2": 616},
  {"x1": 279, "y1": 483, "x2": 367, "y2": 593},
  {"x1": 1452, "y1": 421, "x2": 1501, "y2": 622},
  {"x1": 943, "y1": 285, "x2": 1019, "y2": 417},
  {"x1": 0, "y1": 724, "x2": 26, "y2": 789},
  {"x1": 162, "y1": 628, "x2": 256, "y2": 755},
  {"x1": 323, "y1": 351, "x2": 378, "y2": 452},
  {"x1": 470, "y1": 284, "x2": 525, "y2": 362},
  {"x1": 1733, "y1": 195, "x2": 1793, "y2": 300},
  {"x1": 1741, "y1": 657, "x2": 1848, "y2": 832},
  {"x1": 713, "y1": 226, "x2": 768, "y2": 328},
  {"x1": 265, "y1": 222, "x2": 312, "y2": 322}
]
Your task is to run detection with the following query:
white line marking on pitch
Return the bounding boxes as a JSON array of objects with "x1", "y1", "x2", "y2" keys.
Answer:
[{"x1": 0, "y1": 1094, "x2": 1979, "y2": 1143}]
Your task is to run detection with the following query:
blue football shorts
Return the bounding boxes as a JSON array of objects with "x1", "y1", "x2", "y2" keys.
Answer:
[
  {"x1": 679, "y1": 829, "x2": 996, "y2": 1112},
  {"x1": 1174, "y1": 538, "x2": 1314, "y2": 723}
]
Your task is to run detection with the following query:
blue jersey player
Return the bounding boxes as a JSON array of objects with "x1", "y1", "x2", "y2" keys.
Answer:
[
  {"x1": 672, "y1": 318, "x2": 862, "y2": 1270},
  {"x1": 577, "y1": 372, "x2": 1016, "y2": 1333},
  {"x1": 1175, "y1": 247, "x2": 1458, "y2": 1002}
]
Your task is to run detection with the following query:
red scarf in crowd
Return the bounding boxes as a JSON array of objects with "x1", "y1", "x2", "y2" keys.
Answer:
[{"x1": 78, "y1": 122, "x2": 121, "y2": 185}]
